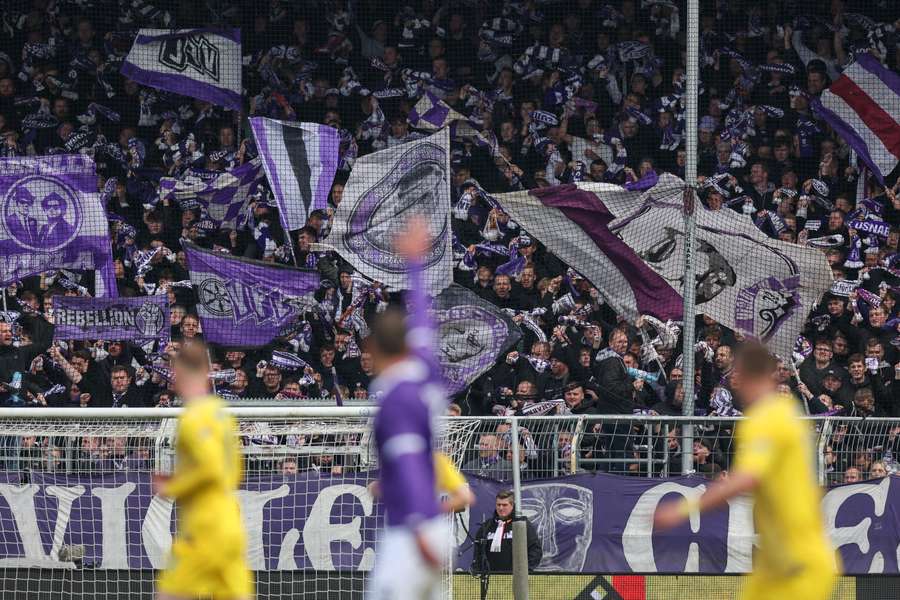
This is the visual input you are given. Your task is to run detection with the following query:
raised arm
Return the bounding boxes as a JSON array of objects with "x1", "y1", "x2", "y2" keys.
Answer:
[{"x1": 395, "y1": 218, "x2": 436, "y2": 364}]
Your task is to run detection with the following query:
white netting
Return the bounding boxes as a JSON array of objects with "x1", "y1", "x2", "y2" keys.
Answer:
[{"x1": 0, "y1": 410, "x2": 479, "y2": 600}]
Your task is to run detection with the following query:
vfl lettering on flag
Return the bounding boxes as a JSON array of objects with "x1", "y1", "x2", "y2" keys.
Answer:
[
  {"x1": 329, "y1": 129, "x2": 452, "y2": 294},
  {"x1": 53, "y1": 296, "x2": 169, "y2": 342},
  {"x1": 432, "y1": 285, "x2": 521, "y2": 394},
  {"x1": 121, "y1": 28, "x2": 241, "y2": 111},
  {"x1": 249, "y1": 118, "x2": 340, "y2": 232},
  {"x1": 0, "y1": 155, "x2": 117, "y2": 297},
  {"x1": 158, "y1": 34, "x2": 220, "y2": 81},
  {"x1": 185, "y1": 242, "x2": 320, "y2": 347}
]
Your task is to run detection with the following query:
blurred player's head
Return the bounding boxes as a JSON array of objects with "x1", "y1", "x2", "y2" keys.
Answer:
[
  {"x1": 731, "y1": 342, "x2": 777, "y2": 407},
  {"x1": 173, "y1": 341, "x2": 210, "y2": 400},
  {"x1": 367, "y1": 305, "x2": 409, "y2": 374}
]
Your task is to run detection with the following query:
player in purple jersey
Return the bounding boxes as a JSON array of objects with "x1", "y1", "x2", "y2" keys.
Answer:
[{"x1": 366, "y1": 219, "x2": 449, "y2": 600}]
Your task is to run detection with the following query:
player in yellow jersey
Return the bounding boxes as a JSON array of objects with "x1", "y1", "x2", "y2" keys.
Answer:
[
  {"x1": 654, "y1": 342, "x2": 837, "y2": 600},
  {"x1": 434, "y1": 451, "x2": 475, "y2": 513},
  {"x1": 154, "y1": 342, "x2": 254, "y2": 600}
]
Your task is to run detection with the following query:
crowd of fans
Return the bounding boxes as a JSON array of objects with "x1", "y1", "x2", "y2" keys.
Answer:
[{"x1": 1, "y1": 0, "x2": 900, "y2": 482}]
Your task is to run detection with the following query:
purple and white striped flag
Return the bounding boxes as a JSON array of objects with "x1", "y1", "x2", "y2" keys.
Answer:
[
  {"x1": 159, "y1": 159, "x2": 264, "y2": 230},
  {"x1": 813, "y1": 53, "x2": 900, "y2": 184},
  {"x1": 121, "y1": 28, "x2": 242, "y2": 111},
  {"x1": 249, "y1": 118, "x2": 340, "y2": 232}
]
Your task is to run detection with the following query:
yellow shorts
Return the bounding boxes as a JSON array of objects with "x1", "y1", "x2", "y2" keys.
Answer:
[
  {"x1": 741, "y1": 566, "x2": 835, "y2": 600},
  {"x1": 157, "y1": 533, "x2": 253, "y2": 599}
]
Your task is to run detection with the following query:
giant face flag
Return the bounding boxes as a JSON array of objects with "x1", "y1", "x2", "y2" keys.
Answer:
[
  {"x1": 326, "y1": 129, "x2": 452, "y2": 295},
  {"x1": 159, "y1": 158, "x2": 264, "y2": 230},
  {"x1": 121, "y1": 28, "x2": 242, "y2": 111},
  {"x1": 0, "y1": 155, "x2": 117, "y2": 297},
  {"x1": 495, "y1": 174, "x2": 833, "y2": 360},
  {"x1": 249, "y1": 118, "x2": 341, "y2": 233},
  {"x1": 53, "y1": 295, "x2": 169, "y2": 343},
  {"x1": 1, "y1": 471, "x2": 899, "y2": 574},
  {"x1": 432, "y1": 285, "x2": 521, "y2": 394},
  {"x1": 184, "y1": 242, "x2": 320, "y2": 347}
]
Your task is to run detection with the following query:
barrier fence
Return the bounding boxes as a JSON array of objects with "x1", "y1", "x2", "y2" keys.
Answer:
[{"x1": 0, "y1": 409, "x2": 899, "y2": 600}]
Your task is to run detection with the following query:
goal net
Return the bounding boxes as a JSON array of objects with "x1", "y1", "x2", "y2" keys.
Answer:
[{"x1": 0, "y1": 408, "x2": 479, "y2": 600}]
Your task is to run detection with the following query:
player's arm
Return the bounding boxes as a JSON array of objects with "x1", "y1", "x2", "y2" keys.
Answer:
[
  {"x1": 435, "y1": 452, "x2": 474, "y2": 513},
  {"x1": 655, "y1": 417, "x2": 774, "y2": 529},
  {"x1": 395, "y1": 217, "x2": 436, "y2": 365},
  {"x1": 162, "y1": 411, "x2": 228, "y2": 500}
]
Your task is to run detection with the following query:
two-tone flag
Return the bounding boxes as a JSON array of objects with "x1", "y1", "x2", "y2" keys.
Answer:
[
  {"x1": 184, "y1": 242, "x2": 320, "y2": 347},
  {"x1": 121, "y1": 28, "x2": 242, "y2": 111},
  {"x1": 0, "y1": 155, "x2": 117, "y2": 296},
  {"x1": 813, "y1": 53, "x2": 900, "y2": 184},
  {"x1": 249, "y1": 117, "x2": 341, "y2": 232},
  {"x1": 494, "y1": 174, "x2": 833, "y2": 360}
]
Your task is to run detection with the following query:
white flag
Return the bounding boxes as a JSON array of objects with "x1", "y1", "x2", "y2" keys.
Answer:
[{"x1": 326, "y1": 129, "x2": 452, "y2": 294}]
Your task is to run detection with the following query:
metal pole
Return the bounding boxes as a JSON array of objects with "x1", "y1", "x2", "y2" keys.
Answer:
[
  {"x1": 680, "y1": 0, "x2": 700, "y2": 476},
  {"x1": 510, "y1": 417, "x2": 528, "y2": 600}
]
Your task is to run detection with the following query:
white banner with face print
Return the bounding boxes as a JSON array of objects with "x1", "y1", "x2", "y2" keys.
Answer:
[{"x1": 326, "y1": 129, "x2": 452, "y2": 295}]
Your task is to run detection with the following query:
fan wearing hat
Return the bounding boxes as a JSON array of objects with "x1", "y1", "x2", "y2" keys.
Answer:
[{"x1": 816, "y1": 367, "x2": 851, "y2": 412}]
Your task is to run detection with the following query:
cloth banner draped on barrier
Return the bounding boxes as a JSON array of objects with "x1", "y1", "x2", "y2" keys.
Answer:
[
  {"x1": 121, "y1": 28, "x2": 242, "y2": 111},
  {"x1": 0, "y1": 472, "x2": 898, "y2": 574},
  {"x1": 52, "y1": 296, "x2": 169, "y2": 343},
  {"x1": 249, "y1": 117, "x2": 340, "y2": 233},
  {"x1": 495, "y1": 174, "x2": 834, "y2": 360},
  {"x1": 326, "y1": 129, "x2": 452, "y2": 295},
  {"x1": 159, "y1": 159, "x2": 264, "y2": 230},
  {"x1": 184, "y1": 242, "x2": 320, "y2": 347},
  {"x1": 0, "y1": 155, "x2": 117, "y2": 297},
  {"x1": 432, "y1": 284, "x2": 521, "y2": 394}
]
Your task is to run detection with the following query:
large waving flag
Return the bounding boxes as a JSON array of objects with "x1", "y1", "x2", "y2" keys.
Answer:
[
  {"x1": 159, "y1": 159, "x2": 264, "y2": 230},
  {"x1": 249, "y1": 117, "x2": 341, "y2": 232},
  {"x1": 0, "y1": 155, "x2": 117, "y2": 296},
  {"x1": 121, "y1": 28, "x2": 242, "y2": 111},
  {"x1": 813, "y1": 53, "x2": 900, "y2": 184},
  {"x1": 184, "y1": 242, "x2": 320, "y2": 347},
  {"x1": 325, "y1": 129, "x2": 452, "y2": 294},
  {"x1": 495, "y1": 174, "x2": 833, "y2": 360}
]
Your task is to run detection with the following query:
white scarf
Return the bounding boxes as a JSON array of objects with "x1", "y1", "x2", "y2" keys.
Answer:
[{"x1": 490, "y1": 519, "x2": 508, "y2": 553}]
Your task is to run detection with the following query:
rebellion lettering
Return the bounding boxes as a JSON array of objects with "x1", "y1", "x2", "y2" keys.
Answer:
[{"x1": 54, "y1": 308, "x2": 137, "y2": 330}]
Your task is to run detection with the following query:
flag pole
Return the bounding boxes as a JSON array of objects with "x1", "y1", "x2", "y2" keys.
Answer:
[{"x1": 680, "y1": 0, "x2": 700, "y2": 476}]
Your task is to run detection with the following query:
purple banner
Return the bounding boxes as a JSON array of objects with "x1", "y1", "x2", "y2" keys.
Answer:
[
  {"x1": 53, "y1": 295, "x2": 169, "y2": 342},
  {"x1": 0, "y1": 155, "x2": 117, "y2": 296},
  {"x1": 1, "y1": 471, "x2": 899, "y2": 573},
  {"x1": 184, "y1": 242, "x2": 320, "y2": 347}
]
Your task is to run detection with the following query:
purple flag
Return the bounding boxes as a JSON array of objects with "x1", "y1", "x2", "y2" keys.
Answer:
[
  {"x1": 159, "y1": 159, "x2": 264, "y2": 230},
  {"x1": 184, "y1": 242, "x2": 320, "y2": 347},
  {"x1": 249, "y1": 117, "x2": 340, "y2": 231},
  {"x1": 0, "y1": 155, "x2": 117, "y2": 296},
  {"x1": 121, "y1": 28, "x2": 242, "y2": 111},
  {"x1": 53, "y1": 295, "x2": 169, "y2": 342},
  {"x1": 432, "y1": 285, "x2": 521, "y2": 394}
]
